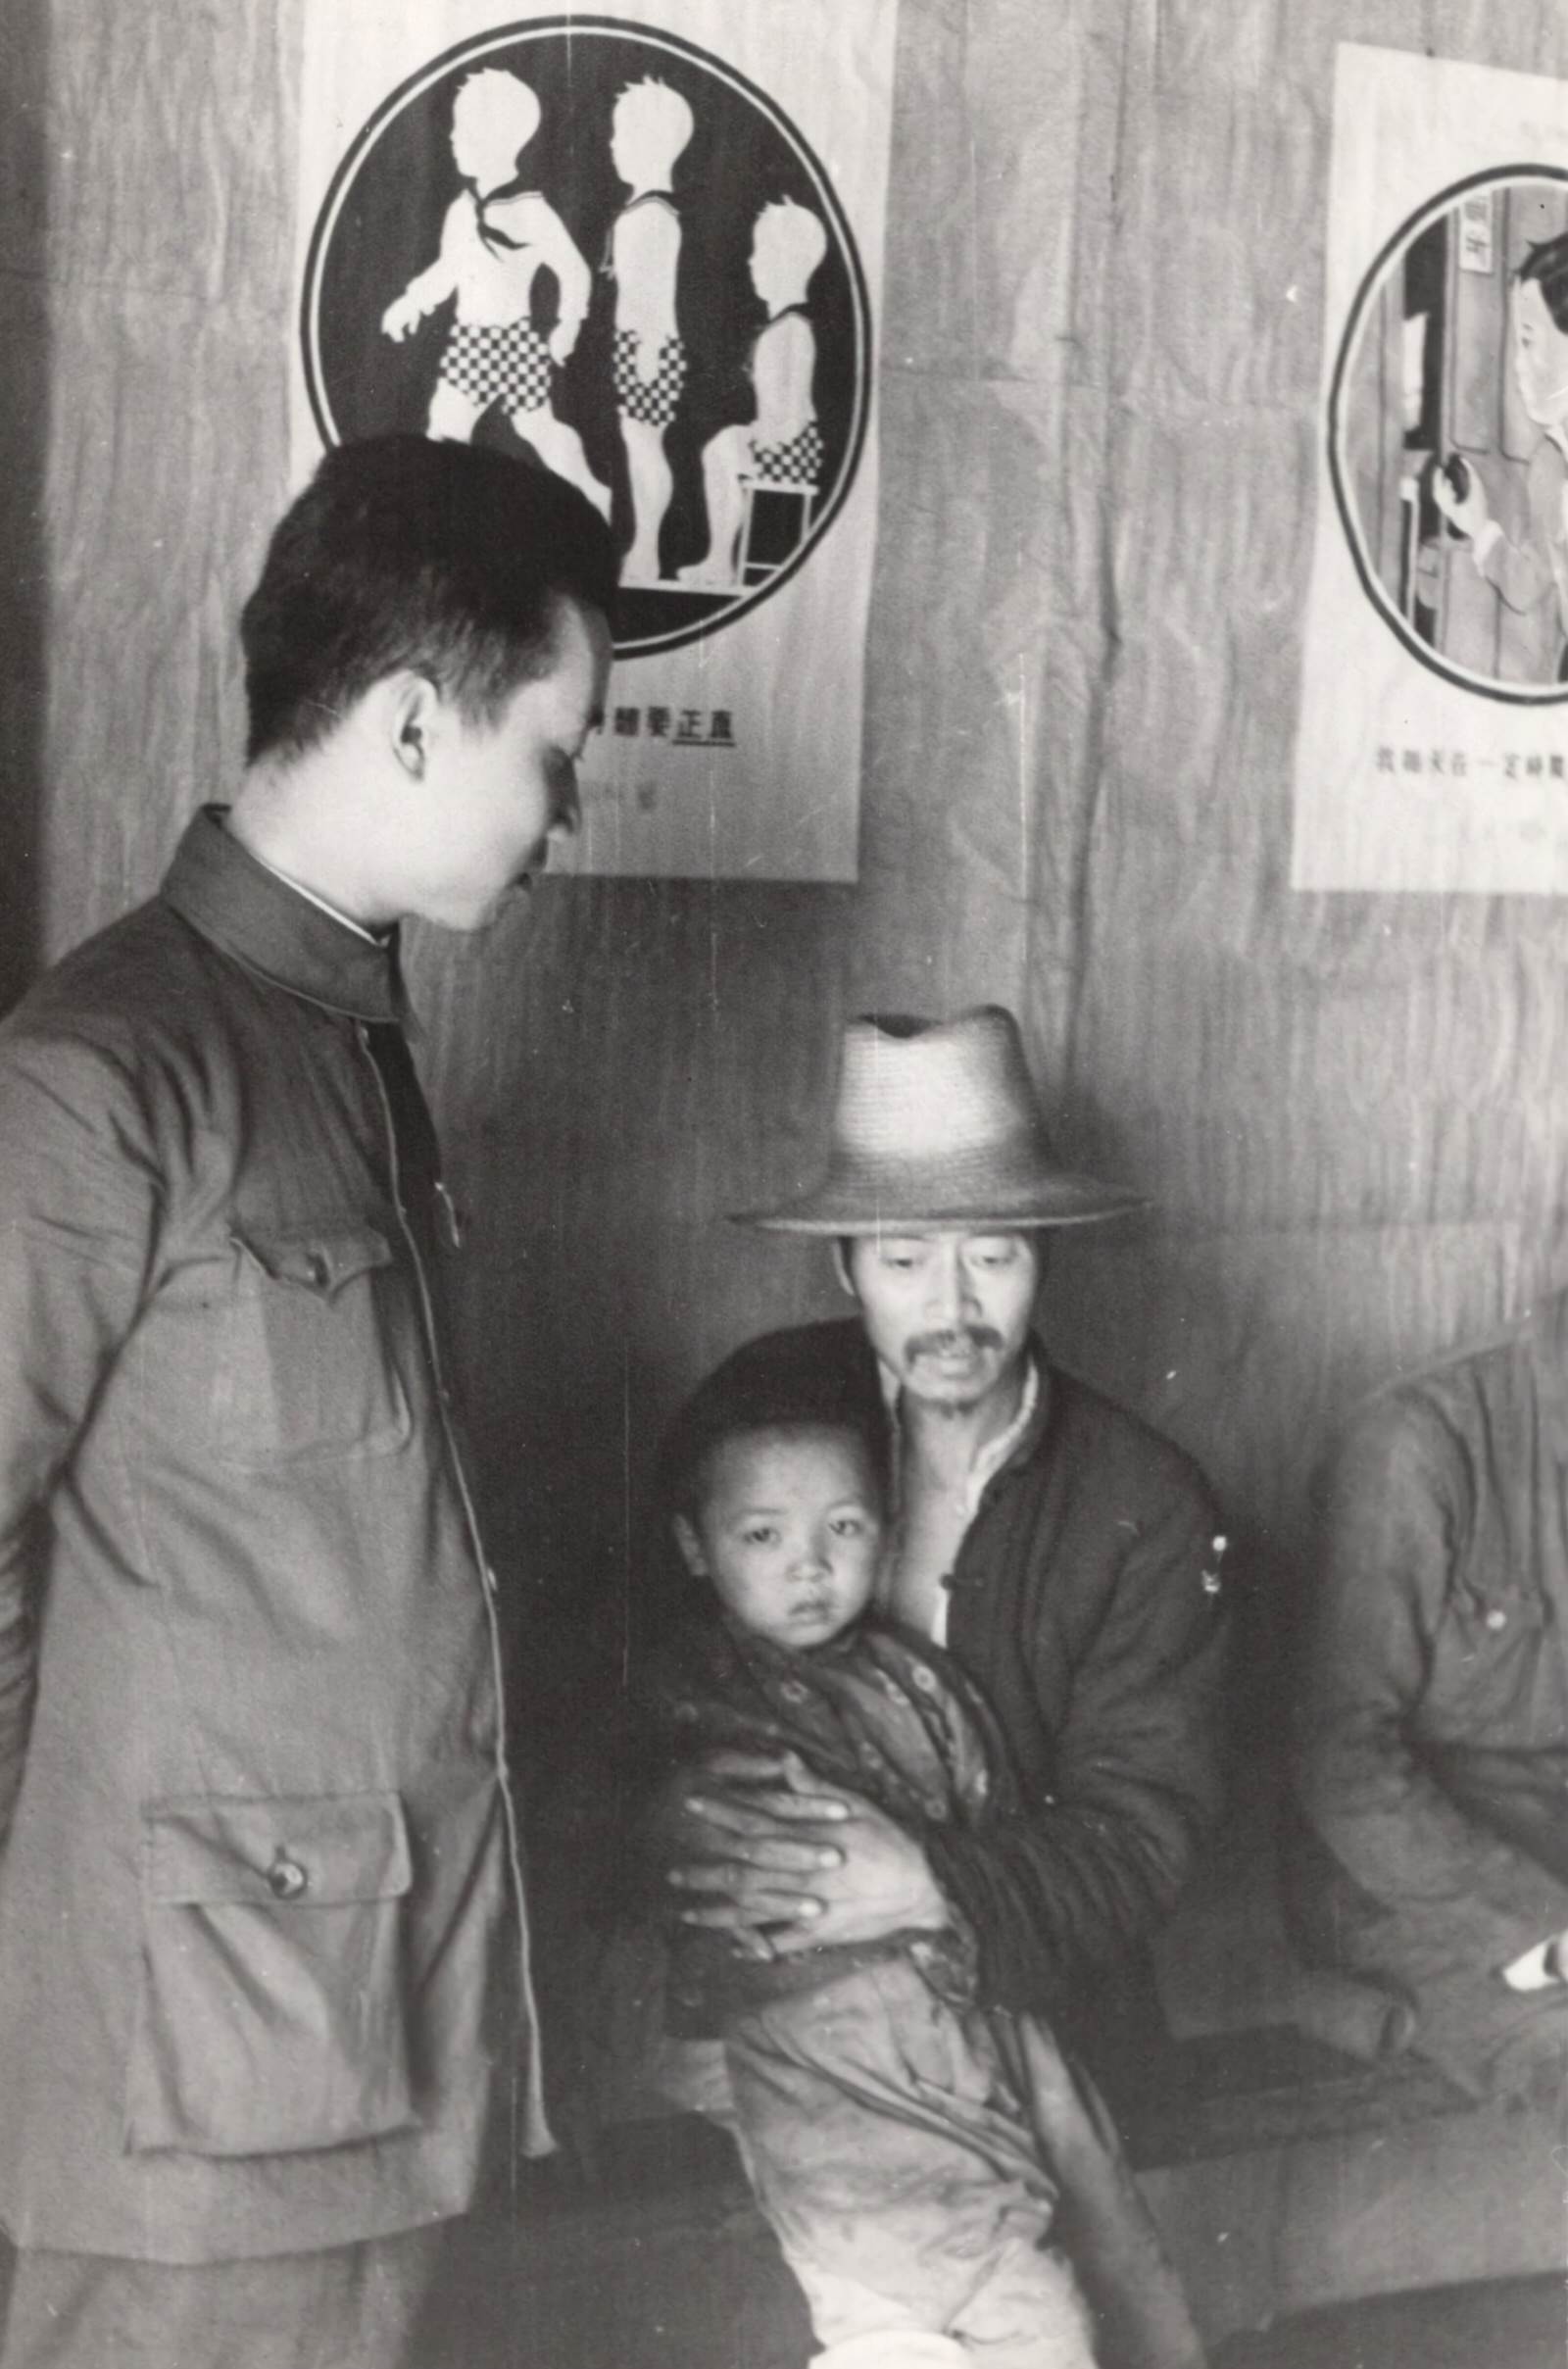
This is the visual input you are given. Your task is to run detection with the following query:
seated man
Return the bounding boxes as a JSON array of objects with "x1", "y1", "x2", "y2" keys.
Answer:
[
  {"x1": 662, "y1": 1007, "x2": 1233, "y2": 2105},
  {"x1": 1292, "y1": 1290, "x2": 1568, "y2": 2098}
]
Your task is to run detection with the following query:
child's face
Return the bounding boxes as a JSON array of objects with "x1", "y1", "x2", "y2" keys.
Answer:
[
  {"x1": 676, "y1": 1426, "x2": 883, "y2": 1651},
  {"x1": 450, "y1": 90, "x2": 536, "y2": 186}
]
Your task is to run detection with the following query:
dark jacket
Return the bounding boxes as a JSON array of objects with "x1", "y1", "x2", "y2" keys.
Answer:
[
  {"x1": 0, "y1": 811, "x2": 541, "y2": 2261},
  {"x1": 667, "y1": 1321, "x2": 1230, "y2": 2064},
  {"x1": 1292, "y1": 1288, "x2": 1568, "y2": 2093}
]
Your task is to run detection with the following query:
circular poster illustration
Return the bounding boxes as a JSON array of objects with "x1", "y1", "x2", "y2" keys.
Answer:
[
  {"x1": 1330, "y1": 168, "x2": 1568, "y2": 704},
  {"x1": 301, "y1": 15, "x2": 871, "y2": 658}
]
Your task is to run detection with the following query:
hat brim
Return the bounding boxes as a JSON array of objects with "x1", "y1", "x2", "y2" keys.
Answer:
[{"x1": 732, "y1": 1171, "x2": 1149, "y2": 1234}]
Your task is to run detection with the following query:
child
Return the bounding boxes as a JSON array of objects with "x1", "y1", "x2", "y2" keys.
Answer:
[
  {"x1": 678, "y1": 198, "x2": 828, "y2": 588},
  {"x1": 380, "y1": 68, "x2": 610, "y2": 518},
  {"x1": 606, "y1": 76, "x2": 695, "y2": 582},
  {"x1": 605, "y1": 1365, "x2": 1099, "y2": 2369}
]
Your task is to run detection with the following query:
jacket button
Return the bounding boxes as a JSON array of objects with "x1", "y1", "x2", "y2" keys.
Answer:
[
  {"x1": 268, "y1": 1851, "x2": 309, "y2": 1900},
  {"x1": 1485, "y1": 1608, "x2": 1508, "y2": 1632},
  {"x1": 307, "y1": 1254, "x2": 330, "y2": 1290}
]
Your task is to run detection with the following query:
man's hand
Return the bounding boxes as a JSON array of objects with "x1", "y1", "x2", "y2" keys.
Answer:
[
  {"x1": 669, "y1": 1751, "x2": 950, "y2": 1954},
  {"x1": 658, "y1": 1750, "x2": 851, "y2": 1957}
]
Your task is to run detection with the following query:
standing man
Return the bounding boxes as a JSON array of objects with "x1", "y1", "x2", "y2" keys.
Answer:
[
  {"x1": 0, "y1": 433, "x2": 613, "y2": 2366},
  {"x1": 666, "y1": 1008, "x2": 1231, "y2": 2104}
]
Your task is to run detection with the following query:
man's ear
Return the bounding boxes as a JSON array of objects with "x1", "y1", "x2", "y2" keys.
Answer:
[
  {"x1": 672, "y1": 1513, "x2": 708, "y2": 1578},
  {"x1": 831, "y1": 1237, "x2": 858, "y2": 1299},
  {"x1": 388, "y1": 673, "x2": 441, "y2": 779}
]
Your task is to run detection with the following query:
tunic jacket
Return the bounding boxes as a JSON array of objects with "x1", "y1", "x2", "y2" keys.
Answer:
[
  {"x1": 0, "y1": 811, "x2": 542, "y2": 2261},
  {"x1": 1292, "y1": 1288, "x2": 1568, "y2": 2092}
]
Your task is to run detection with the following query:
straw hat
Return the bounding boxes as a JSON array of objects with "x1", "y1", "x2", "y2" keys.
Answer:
[{"x1": 735, "y1": 1006, "x2": 1146, "y2": 1234}]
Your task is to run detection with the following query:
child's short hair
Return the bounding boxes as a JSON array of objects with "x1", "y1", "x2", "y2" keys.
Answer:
[
  {"x1": 240, "y1": 433, "x2": 617, "y2": 766},
  {"x1": 612, "y1": 75, "x2": 695, "y2": 170},
  {"x1": 451, "y1": 67, "x2": 541, "y2": 159},
  {"x1": 752, "y1": 198, "x2": 829, "y2": 289},
  {"x1": 661, "y1": 1335, "x2": 889, "y2": 1525}
]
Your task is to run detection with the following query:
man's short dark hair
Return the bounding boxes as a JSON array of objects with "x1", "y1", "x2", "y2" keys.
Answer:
[
  {"x1": 1519, "y1": 231, "x2": 1568, "y2": 336},
  {"x1": 240, "y1": 433, "x2": 619, "y2": 766}
]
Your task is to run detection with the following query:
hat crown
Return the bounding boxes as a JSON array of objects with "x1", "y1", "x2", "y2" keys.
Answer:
[
  {"x1": 837, "y1": 1008, "x2": 1052, "y2": 1166},
  {"x1": 733, "y1": 1003, "x2": 1146, "y2": 1235}
]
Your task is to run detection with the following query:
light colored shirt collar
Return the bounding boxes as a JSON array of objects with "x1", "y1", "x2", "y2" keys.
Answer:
[
  {"x1": 877, "y1": 1351, "x2": 1039, "y2": 1508},
  {"x1": 876, "y1": 1353, "x2": 1039, "y2": 1645}
]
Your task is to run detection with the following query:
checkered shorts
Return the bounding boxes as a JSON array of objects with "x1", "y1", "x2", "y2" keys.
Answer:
[
  {"x1": 437, "y1": 320, "x2": 553, "y2": 413},
  {"x1": 748, "y1": 420, "x2": 823, "y2": 486},
  {"x1": 612, "y1": 331, "x2": 687, "y2": 427}
]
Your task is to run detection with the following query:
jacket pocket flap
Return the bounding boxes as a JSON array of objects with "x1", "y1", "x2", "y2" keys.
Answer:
[
  {"x1": 145, "y1": 1791, "x2": 412, "y2": 1907},
  {"x1": 230, "y1": 1223, "x2": 395, "y2": 1297}
]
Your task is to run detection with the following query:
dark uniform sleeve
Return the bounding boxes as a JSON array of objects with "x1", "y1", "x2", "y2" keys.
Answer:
[
  {"x1": 925, "y1": 1485, "x2": 1230, "y2": 2018},
  {"x1": 0, "y1": 1030, "x2": 160, "y2": 1841}
]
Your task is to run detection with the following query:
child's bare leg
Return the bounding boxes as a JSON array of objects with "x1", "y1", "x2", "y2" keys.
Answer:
[
  {"x1": 621, "y1": 416, "x2": 674, "y2": 580},
  {"x1": 677, "y1": 426, "x2": 751, "y2": 585},
  {"x1": 426, "y1": 380, "x2": 486, "y2": 442},
  {"x1": 507, "y1": 406, "x2": 612, "y2": 518}
]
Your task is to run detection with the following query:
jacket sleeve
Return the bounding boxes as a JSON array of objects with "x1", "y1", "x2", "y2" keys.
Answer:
[
  {"x1": 0, "y1": 1030, "x2": 160, "y2": 1842},
  {"x1": 1293, "y1": 1401, "x2": 1568, "y2": 1983},
  {"x1": 925, "y1": 1487, "x2": 1231, "y2": 2017}
]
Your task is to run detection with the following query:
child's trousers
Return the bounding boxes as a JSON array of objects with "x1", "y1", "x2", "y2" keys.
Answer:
[{"x1": 724, "y1": 1956, "x2": 1098, "y2": 2368}]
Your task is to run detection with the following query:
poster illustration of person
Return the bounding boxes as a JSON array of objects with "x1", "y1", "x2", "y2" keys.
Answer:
[
  {"x1": 295, "y1": 3, "x2": 900, "y2": 881},
  {"x1": 1294, "y1": 47, "x2": 1568, "y2": 893},
  {"x1": 607, "y1": 75, "x2": 693, "y2": 580},
  {"x1": 679, "y1": 198, "x2": 827, "y2": 589},
  {"x1": 380, "y1": 66, "x2": 610, "y2": 517},
  {"x1": 1337, "y1": 171, "x2": 1568, "y2": 695},
  {"x1": 1430, "y1": 228, "x2": 1568, "y2": 683}
]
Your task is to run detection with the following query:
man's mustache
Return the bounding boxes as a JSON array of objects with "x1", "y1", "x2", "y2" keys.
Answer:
[{"x1": 906, "y1": 1326, "x2": 1004, "y2": 1360}]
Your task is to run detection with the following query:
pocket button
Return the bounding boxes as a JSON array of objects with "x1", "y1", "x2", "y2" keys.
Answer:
[{"x1": 268, "y1": 1851, "x2": 310, "y2": 1900}]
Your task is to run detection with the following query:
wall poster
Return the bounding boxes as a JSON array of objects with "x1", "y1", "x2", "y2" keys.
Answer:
[
  {"x1": 1294, "y1": 45, "x2": 1568, "y2": 892},
  {"x1": 293, "y1": 2, "x2": 899, "y2": 881}
]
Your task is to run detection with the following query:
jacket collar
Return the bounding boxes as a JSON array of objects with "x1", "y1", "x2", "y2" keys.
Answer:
[{"x1": 160, "y1": 806, "x2": 406, "y2": 1025}]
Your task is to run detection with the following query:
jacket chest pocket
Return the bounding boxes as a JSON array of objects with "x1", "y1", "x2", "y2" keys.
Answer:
[
  {"x1": 1424, "y1": 1588, "x2": 1565, "y2": 1745},
  {"x1": 125, "y1": 1791, "x2": 417, "y2": 2158},
  {"x1": 211, "y1": 1222, "x2": 412, "y2": 1466}
]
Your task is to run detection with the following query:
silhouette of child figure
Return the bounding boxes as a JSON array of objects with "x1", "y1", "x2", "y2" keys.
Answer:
[
  {"x1": 381, "y1": 68, "x2": 610, "y2": 518},
  {"x1": 607, "y1": 77, "x2": 695, "y2": 582},
  {"x1": 679, "y1": 199, "x2": 828, "y2": 589}
]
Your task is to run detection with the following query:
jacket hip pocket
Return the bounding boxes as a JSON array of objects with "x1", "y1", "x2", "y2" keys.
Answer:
[{"x1": 125, "y1": 1791, "x2": 417, "y2": 2157}]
